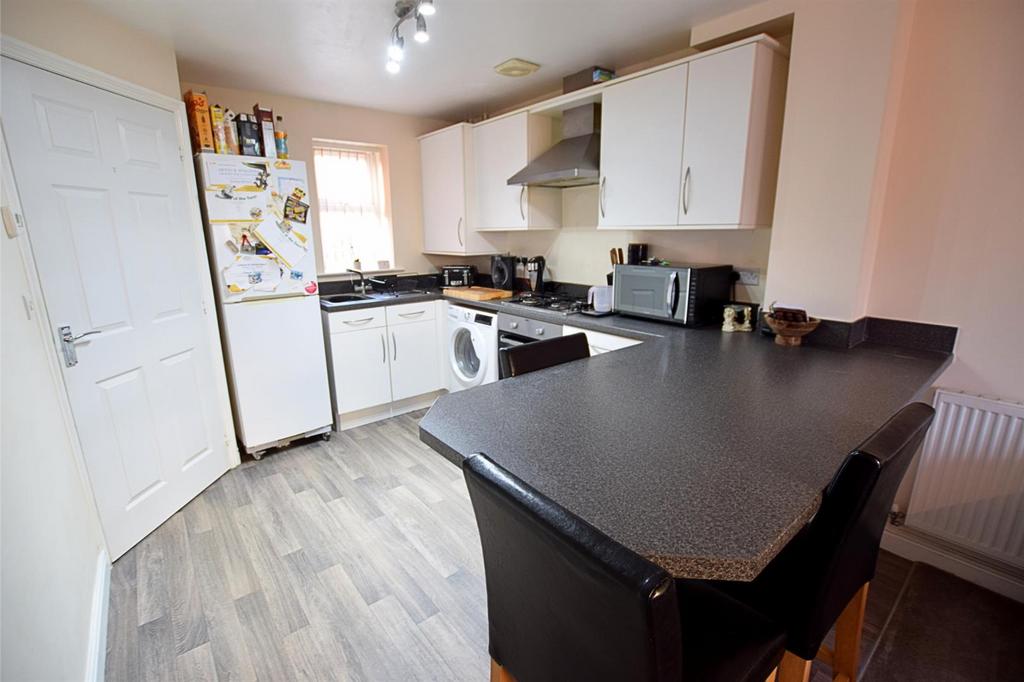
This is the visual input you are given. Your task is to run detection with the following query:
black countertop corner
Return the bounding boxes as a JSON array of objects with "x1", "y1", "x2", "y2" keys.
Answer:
[{"x1": 418, "y1": 307, "x2": 951, "y2": 581}]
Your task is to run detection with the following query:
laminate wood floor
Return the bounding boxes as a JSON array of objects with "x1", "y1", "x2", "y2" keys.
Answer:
[
  {"x1": 104, "y1": 409, "x2": 954, "y2": 681},
  {"x1": 106, "y1": 409, "x2": 490, "y2": 682}
]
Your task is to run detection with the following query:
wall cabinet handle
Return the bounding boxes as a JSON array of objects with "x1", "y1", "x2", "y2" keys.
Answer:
[
  {"x1": 599, "y1": 177, "x2": 607, "y2": 218},
  {"x1": 519, "y1": 186, "x2": 526, "y2": 221},
  {"x1": 456, "y1": 217, "x2": 464, "y2": 246},
  {"x1": 682, "y1": 166, "x2": 691, "y2": 215}
]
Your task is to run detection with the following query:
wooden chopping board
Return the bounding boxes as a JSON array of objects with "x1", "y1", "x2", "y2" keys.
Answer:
[{"x1": 443, "y1": 286, "x2": 515, "y2": 301}]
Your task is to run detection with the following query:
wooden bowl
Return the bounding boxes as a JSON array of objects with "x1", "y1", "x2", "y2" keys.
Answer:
[{"x1": 763, "y1": 315, "x2": 821, "y2": 346}]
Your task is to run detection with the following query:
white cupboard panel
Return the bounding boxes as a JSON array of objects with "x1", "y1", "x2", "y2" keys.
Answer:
[
  {"x1": 678, "y1": 43, "x2": 757, "y2": 226},
  {"x1": 563, "y1": 325, "x2": 643, "y2": 355},
  {"x1": 390, "y1": 319, "x2": 441, "y2": 401},
  {"x1": 598, "y1": 64, "x2": 688, "y2": 227},
  {"x1": 331, "y1": 327, "x2": 393, "y2": 413}
]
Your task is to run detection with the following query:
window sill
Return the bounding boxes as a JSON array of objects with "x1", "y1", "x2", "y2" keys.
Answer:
[{"x1": 318, "y1": 268, "x2": 406, "y2": 282}]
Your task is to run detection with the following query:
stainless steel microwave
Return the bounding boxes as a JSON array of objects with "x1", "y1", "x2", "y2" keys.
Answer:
[{"x1": 612, "y1": 264, "x2": 733, "y2": 326}]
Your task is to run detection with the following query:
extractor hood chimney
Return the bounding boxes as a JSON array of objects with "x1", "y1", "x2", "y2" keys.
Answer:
[{"x1": 506, "y1": 103, "x2": 601, "y2": 188}]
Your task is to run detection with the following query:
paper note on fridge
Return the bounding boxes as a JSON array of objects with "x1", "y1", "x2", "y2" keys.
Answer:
[
  {"x1": 204, "y1": 158, "x2": 272, "y2": 222},
  {"x1": 253, "y1": 220, "x2": 307, "y2": 269},
  {"x1": 223, "y1": 254, "x2": 282, "y2": 293}
]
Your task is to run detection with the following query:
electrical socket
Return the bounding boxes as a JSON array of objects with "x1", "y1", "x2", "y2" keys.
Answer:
[{"x1": 737, "y1": 269, "x2": 760, "y2": 286}]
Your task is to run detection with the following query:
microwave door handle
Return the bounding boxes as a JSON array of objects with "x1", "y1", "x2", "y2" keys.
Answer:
[{"x1": 667, "y1": 271, "x2": 680, "y2": 316}]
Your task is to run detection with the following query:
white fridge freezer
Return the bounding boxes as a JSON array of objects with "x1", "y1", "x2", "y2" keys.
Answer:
[{"x1": 195, "y1": 153, "x2": 332, "y2": 455}]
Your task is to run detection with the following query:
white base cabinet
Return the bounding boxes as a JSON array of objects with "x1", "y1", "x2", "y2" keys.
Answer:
[
  {"x1": 563, "y1": 325, "x2": 643, "y2": 355},
  {"x1": 325, "y1": 301, "x2": 445, "y2": 429}
]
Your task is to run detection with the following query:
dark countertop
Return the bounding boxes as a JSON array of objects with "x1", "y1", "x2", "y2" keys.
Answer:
[
  {"x1": 418, "y1": 316, "x2": 951, "y2": 581},
  {"x1": 320, "y1": 289, "x2": 662, "y2": 340}
]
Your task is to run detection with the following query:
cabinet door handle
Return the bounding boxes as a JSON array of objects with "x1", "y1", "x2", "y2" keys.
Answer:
[
  {"x1": 456, "y1": 217, "x2": 464, "y2": 246},
  {"x1": 380, "y1": 333, "x2": 386, "y2": 364},
  {"x1": 391, "y1": 331, "x2": 397, "y2": 361},
  {"x1": 599, "y1": 176, "x2": 607, "y2": 218},
  {"x1": 398, "y1": 310, "x2": 425, "y2": 318},
  {"x1": 682, "y1": 166, "x2": 691, "y2": 215},
  {"x1": 343, "y1": 317, "x2": 374, "y2": 326},
  {"x1": 519, "y1": 186, "x2": 526, "y2": 221}
]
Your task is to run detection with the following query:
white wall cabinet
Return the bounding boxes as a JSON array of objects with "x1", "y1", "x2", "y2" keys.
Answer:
[
  {"x1": 598, "y1": 63, "x2": 689, "y2": 228},
  {"x1": 596, "y1": 40, "x2": 786, "y2": 230},
  {"x1": 563, "y1": 325, "x2": 643, "y2": 355},
  {"x1": 472, "y1": 112, "x2": 561, "y2": 231},
  {"x1": 418, "y1": 35, "x2": 787, "y2": 241},
  {"x1": 326, "y1": 301, "x2": 444, "y2": 427},
  {"x1": 677, "y1": 42, "x2": 787, "y2": 228},
  {"x1": 420, "y1": 124, "x2": 499, "y2": 255}
]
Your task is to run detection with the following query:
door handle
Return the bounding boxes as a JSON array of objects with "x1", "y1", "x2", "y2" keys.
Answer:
[
  {"x1": 667, "y1": 272, "x2": 680, "y2": 316},
  {"x1": 519, "y1": 186, "x2": 526, "y2": 221},
  {"x1": 599, "y1": 177, "x2": 607, "y2": 218},
  {"x1": 456, "y1": 217, "x2": 464, "y2": 247},
  {"x1": 391, "y1": 332, "x2": 398, "y2": 361},
  {"x1": 682, "y1": 166, "x2": 691, "y2": 215},
  {"x1": 59, "y1": 325, "x2": 101, "y2": 367},
  {"x1": 380, "y1": 333, "x2": 386, "y2": 364}
]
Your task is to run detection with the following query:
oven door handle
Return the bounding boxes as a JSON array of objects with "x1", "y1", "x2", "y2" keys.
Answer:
[
  {"x1": 667, "y1": 271, "x2": 680, "y2": 317},
  {"x1": 498, "y1": 336, "x2": 528, "y2": 348}
]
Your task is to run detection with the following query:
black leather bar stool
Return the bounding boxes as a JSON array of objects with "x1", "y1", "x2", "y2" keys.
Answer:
[
  {"x1": 706, "y1": 402, "x2": 935, "y2": 682},
  {"x1": 499, "y1": 333, "x2": 589, "y2": 379},
  {"x1": 463, "y1": 454, "x2": 787, "y2": 682}
]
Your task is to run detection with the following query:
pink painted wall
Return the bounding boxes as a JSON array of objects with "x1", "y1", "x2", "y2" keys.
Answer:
[{"x1": 866, "y1": 0, "x2": 1024, "y2": 402}]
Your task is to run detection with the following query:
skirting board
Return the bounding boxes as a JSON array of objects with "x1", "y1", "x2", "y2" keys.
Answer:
[
  {"x1": 86, "y1": 549, "x2": 111, "y2": 682},
  {"x1": 882, "y1": 527, "x2": 1024, "y2": 604}
]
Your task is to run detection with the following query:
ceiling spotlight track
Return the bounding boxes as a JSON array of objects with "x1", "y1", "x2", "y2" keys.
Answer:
[{"x1": 386, "y1": 0, "x2": 435, "y2": 74}]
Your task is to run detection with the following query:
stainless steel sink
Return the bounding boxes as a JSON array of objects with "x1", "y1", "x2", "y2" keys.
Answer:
[{"x1": 323, "y1": 293, "x2": 373, "y2": 303}]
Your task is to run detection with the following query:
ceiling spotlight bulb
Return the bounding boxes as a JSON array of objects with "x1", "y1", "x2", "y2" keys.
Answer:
[
  {"x1": 414, "y1": 14, "x2": 429, "y2": 43},
  {"x1": 387, "y1": 32, "x2": 405, "y2": 61},
  {"x1": 417, "y1": 0, "x2": 435, "y2": 17},
  {"x1": 385, "y1": 59, "x2": 401, "y2": 74}
]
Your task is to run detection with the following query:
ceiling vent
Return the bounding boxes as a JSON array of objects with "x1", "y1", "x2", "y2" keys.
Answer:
[{"x1": 494, "y1": 58, "x2": 540, "y2": 78}]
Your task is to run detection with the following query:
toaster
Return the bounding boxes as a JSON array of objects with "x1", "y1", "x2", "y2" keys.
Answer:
[{"x1": 441, "y1": 265, "x2": 476, "y2": 288}]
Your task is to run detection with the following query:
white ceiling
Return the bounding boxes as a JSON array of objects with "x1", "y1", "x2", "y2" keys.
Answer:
[{"x1": 85, "y1": 0, "x2": 758, "y2": 121}]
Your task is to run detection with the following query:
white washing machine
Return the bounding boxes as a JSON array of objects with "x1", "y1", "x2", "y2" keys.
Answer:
[{"x1": 446, "y1": 304, "x2": 498, "y2": 392}]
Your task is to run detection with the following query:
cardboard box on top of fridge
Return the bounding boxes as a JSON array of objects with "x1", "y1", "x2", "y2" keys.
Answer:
[{"x1": 184, "y1": 90, "x2": 214, "y2": 152}]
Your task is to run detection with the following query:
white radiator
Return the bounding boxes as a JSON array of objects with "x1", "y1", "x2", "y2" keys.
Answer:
[{"x1": 906, "y1": 390, "x2": 1024, "y2": 569}]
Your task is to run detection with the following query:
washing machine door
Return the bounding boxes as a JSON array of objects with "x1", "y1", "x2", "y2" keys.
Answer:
[{"x1": 449, "y1": 324, "x2": 489, "y2": 388}]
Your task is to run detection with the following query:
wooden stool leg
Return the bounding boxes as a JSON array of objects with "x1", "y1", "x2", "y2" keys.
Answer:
[
  {"x1": 491, "y1": 658, "x2": 515, "y2": 682},
  {"x1": 833, "y1": 582, "x2": 869, "y2": 682},
  {"x1": 777, "y1": 652, "x2": 812, "y2": 682}
]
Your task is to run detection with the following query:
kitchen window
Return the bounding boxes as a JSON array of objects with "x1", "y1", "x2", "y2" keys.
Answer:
[{"x1": 312, "y1": 140, "x2": 395, "y2": 274}]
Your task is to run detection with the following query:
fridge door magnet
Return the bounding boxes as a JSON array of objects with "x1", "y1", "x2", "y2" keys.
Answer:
[{"x1": 283, "y1": 194, "x2": 309, "y2": 223}]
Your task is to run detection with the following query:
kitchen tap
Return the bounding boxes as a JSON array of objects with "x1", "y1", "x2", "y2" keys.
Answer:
[
  {"x1": 346, "y1": 269, "x2": 368, "y2": 294},
  {"x1": 346, "y1": 269, "x2": 392, "y2": 295}
]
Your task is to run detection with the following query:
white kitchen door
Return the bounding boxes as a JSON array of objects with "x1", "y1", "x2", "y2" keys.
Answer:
[{"x1": 1, "y1": 57, "x2": 232, "y2": 558}]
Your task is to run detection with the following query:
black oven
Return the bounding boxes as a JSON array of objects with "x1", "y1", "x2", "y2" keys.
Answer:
[{"x1": 496, "y1": 312, "x2": 563, "y2": 378}]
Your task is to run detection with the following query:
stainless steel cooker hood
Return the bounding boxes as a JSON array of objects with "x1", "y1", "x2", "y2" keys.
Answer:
[{"x1": 507, "y1": 104, "x2": 600, "y2": 188}]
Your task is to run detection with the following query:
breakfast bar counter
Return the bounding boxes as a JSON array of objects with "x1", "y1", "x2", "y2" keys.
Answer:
[{"x1": 419, "y1": 325, "x2": 951, "y2": 581}]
